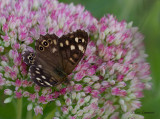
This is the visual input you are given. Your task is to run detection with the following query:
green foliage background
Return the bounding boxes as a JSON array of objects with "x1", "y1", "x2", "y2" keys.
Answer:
[{"x1": 0, "y1": 0, "x2": 160, "y2": 119}]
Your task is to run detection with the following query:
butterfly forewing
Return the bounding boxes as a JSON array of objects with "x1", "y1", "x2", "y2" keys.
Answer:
[
  {"x1": 35, "y1": 34, "x2": 64, "y2": 70},
  {"x1": 58, "y1": 30, "x2": 88, "y2": 74},
  {"x1": 33, "y1": 33, "x2": 67, "y2": 86},
  {"x1": 22, "y1": 29, "x2": 88, "y2": 87}
]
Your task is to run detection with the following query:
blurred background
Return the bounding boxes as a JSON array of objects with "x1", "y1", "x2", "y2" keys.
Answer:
[
  {"x1": 59, "y1": 0, "x2": 160, "y2": 119},
  {"x1": 0, "y1": 0, "x2": 159, "y2": 119}
]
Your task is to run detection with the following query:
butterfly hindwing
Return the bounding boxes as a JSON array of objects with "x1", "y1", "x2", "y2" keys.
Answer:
[
  {"x1": 29, "y1": 65, "x2": 58, "y2": 87},
  {"x1": 22, "y1": 51, "x2": 36, "y2": 66}
]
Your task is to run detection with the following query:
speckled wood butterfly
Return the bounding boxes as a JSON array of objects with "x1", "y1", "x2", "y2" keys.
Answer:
[{"x1": 22, "y1": 30, "x2": 88, "y2": 87}]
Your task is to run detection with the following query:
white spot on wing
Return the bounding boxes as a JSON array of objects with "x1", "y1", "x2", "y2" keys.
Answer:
[
  {"x1": 75, "y1": 37, "x2": 78, "y2": 43},
  {"x1": 70, "y1": 35, "x2": 74, "y2": 38},
  {"x1": 82, "y1": 38, "x2": 85, "y2": 43},
  {"x1": 36, "y1": 71, "x2": 40, "y2": 74},
  {"x1": 36, "y1": 77, "x2": 41, "y2": 81},
  {"x1": 42, "y1": 75, "x2": 46, "y2": 79},
  {"x1": 69, "y1": 57, "x2": 75, "y2": 63},
  {"x1": 52, "y1": 48, "x2": 57, "y2": 53},
  {"x1": 70, "y1": 45, "x2": 75, "y2": 50},
  {"x1": 53, "y1": 40, "x2": 57, "y2": 45},
  {"x1": 60, "y1": 42, "x2": 63, "y2": 47},
  {"x1": 78, "y1": 45, "x2": 84, "y2": 52},
  {"x1": 38, "y1": 65, "x2": 42, "y2": 68},
  {"x1": 44, "y1": 81, "x2": 52, "y2": 86},
  {"x1": 65, "y1": 40, "x2": 69, "y2": 45},
  {"x1": 40, "y1": 82, "x2": 44, "y2": 85}
]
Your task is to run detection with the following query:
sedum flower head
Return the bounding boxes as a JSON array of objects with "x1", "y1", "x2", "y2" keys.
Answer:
[{"x1": 0, "y1": 0, "x2": 151, "y2": 118}]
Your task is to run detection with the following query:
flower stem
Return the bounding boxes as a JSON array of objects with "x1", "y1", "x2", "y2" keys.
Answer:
[
  {"x1": 33, "y1": 114, "x2": 42, "y2": 119},
  {"x1": 16, "y1": 98, "x2": 22, "y2": 119},
  {"x1": 26, "y1": 110, "x2": 32, "y2": 119}
]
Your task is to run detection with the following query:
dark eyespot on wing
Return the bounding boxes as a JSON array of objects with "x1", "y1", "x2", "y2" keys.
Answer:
[{"x1": 22, "y1": 51, "x2": 35, "y2": 66}]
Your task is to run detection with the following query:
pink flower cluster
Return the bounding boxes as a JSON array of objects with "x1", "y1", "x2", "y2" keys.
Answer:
[{"x1": 0, "y1": 0, "x2": 151, "y2": 118}]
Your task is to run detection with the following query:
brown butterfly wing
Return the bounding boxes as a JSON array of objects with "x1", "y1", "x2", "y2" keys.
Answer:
[
  {"x1": 58, "y1": 30, "x2": 88, "y2": 74},
  {"x1": 22, "y1": 30, "x2": 88, "y2": 87},
  {"x1": 35, "y1": 34, "x2": 63, "y2": 70},
  {"x1": 23, "y1": 34, "x2": 66, "y2": 87}
]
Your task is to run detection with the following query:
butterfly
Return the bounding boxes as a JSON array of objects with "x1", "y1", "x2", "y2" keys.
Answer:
[{"x1": 22, "y1": 29, "x2": 88, "y2": 87}]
